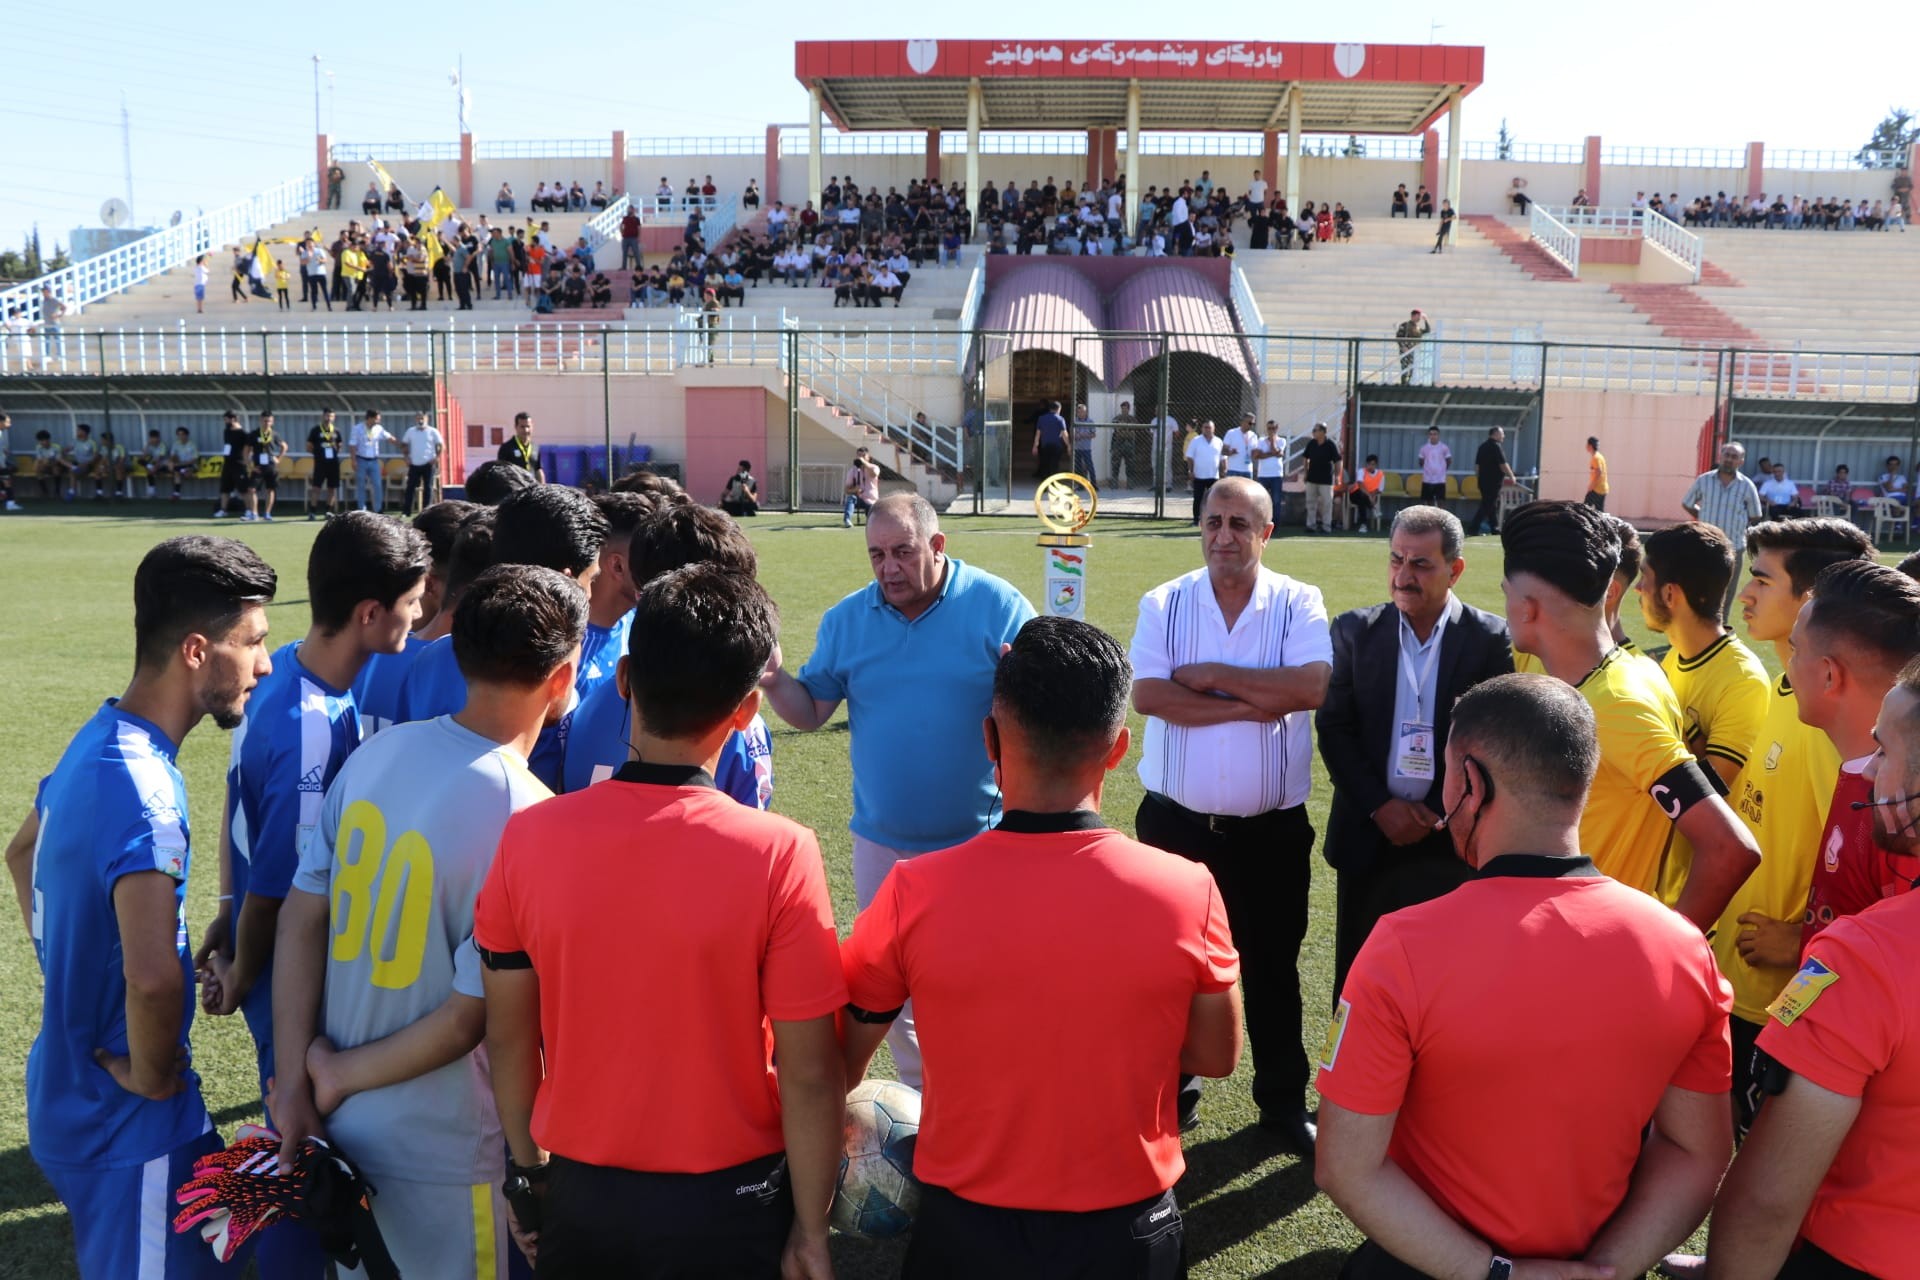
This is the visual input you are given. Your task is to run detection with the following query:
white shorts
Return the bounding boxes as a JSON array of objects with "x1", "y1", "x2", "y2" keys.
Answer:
[
  {"x1": 523, "y1": 273, "x2": 542, "y2": 289},
  {"x1": 339, "y1": 1176, "x2": 512, "y2": 1280}
]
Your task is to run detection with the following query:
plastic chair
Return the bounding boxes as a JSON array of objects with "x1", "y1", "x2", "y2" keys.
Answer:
[
  {"x1": 1872, "y1": 497, "x2": 1912, "y2": 545},
  {"x1": 1811, "y1": 494, "x2": 1849, "y2": 521},
  {"x1": 1401, "y1": 473, "x2": 1423, "y2": 499},
  {"x1": 1456, "y1": 474, "x2": 1481, "y2": 501}
]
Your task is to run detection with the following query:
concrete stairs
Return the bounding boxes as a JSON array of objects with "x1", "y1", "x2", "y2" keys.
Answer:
[
  {"x1": 790, "y1": 379, "x2": 960, "y2": 506},
  {"x1": 1462, "y1": 215, "x2": 1576, "y2": 280},
  {"x1": 1607, "y1": 283, "x2": 1762, "y2": 347}
]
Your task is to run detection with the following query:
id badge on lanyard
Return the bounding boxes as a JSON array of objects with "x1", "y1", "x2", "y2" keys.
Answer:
[{"x1": 1392, "y1": 617, "x2": 1445, "y2": 784}]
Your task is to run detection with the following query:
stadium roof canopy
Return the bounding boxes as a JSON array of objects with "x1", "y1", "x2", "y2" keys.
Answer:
[{"x1": 794, "y1": 39, "x2": 1484, "y2": 135}]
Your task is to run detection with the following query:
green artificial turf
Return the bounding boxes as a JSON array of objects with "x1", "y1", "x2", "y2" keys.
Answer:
[{"x1": 0, "y1": 504, "x2": 1759, "y2": 1278}]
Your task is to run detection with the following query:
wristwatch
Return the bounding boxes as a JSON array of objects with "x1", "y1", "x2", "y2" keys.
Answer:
[
  {"x1": 505, "y1": 1156, "x2": 548, "y2": 1185},
  {"x1": 1486, "y1": 1255, "x2": 1513, "y2": 1280}
]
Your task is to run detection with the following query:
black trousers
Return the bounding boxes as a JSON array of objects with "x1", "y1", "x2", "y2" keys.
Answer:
[
  {"x1": 537, "y1": 1151, "x2": 791, "y2": 1279},
  {"x1": 1419, "y1": 482, "x2": 1447, "y2": 505},
  {"x1": 1332, "y1": 831, "x2": 1471, "y2": 1006},
  {"x1": 404, "y1": 463, "x2": 436, "y2": 514},
  {"x1": 1135, "y1": 795, "x2": 1313, "y2": 1115},
  {"x1": 1583, "y1": 490, "x2": 1607, "y2": 510},
  {"x1": 1776, "y1": 1244, "x2": 1877, "y2": 1279},
  {"x1": 1036, "y1": 441, "x2": 1065, "y2": 479},
  {"x1": 1190, "y1": 478, "x2": 1215, "y2": 526},
  {"x1": 1471, "y1": 481, "x2": 1501, "y2": 532},
  {"x1": 905, "y1": 1184, "x2": 1185, "y2": 1280}
]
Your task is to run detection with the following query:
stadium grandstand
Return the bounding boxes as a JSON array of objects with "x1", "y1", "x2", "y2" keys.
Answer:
[{"x1": 3, "y1": 37, "x2": 1917, "y2": 525}]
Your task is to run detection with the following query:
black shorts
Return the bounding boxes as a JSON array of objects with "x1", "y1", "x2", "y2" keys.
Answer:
[
  {"x1": 254, "y1": 466, "x2": 278, "y2": 493},
  {"x1": 536, "y1": 1151, "x2": 791, "y2": 1279},
  {"x1": 312, "y1": 458, "x2": 340, "y2": 488},
  {"x1": 219, "y1": 462, "x2": 252, "y2": 493},
  {"x1": 904, "y1": 1184, "x2": 1185, "y2": 1280}
]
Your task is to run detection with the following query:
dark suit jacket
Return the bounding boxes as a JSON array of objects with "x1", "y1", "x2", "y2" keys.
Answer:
[{"x1": 1316, "y1": 597, "x2": 1513, "y2": 877}]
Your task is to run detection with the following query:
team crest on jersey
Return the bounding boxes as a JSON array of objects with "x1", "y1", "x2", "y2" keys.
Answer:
[
  {"x1": 1764, "y1": 741, "x2": 1783, "y2": 771},
  {"x1": 297, "y1": 765, "x2": 326, "y2": 793},
  {"x1": 153, "y1": 845, "x2": 186, "y2": 879},
  {"x1": 1319, "y1": 998, "x2": 1351, "y2": 1070},
  {"x1": 140, "y1": 790, "x2": 183, "y2": 827},
  {"x1": 1768, "y1": 956, "x2": 1838, "y2": 1027}
]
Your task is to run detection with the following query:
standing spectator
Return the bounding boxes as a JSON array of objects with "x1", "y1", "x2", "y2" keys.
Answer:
[
  {"x1": 1682, "y1": 442, "x2": 1764, "y2": 620},
  {"x1": 758, "y1": 495, "x2": 1035, "y2": 1088},
  {"x1": 1032, "y1": 400, "x2": 1068, "y2": 479},
  {"x1": 1071, "y1": 403, "x2": 1098, "y2": 487},
  {"x1": 1130, "y1": 477, "x2": 1331, "y2": 1146},
  {"x1": 496, "y1": 412, "x2": 543, "y2": 482},
  {"x1": 19, "y1": 538, "x2": 276, "y2": 1280},
  {"x1": 1584, "y1": 436, "x2": 1610, "y2": 510},
  {"x1": 1757, "y1": 460, "x2": 1801, "y2": 519},
  {"x1": 1394, "y1": 309, "x2": 1431, "y2": 385},
  {"x1": 349, "y1": 409, "x2": 394, "y2": 513},
  {"x1": 841, "y1": 447, "x2": 879, "y2": 527},
  {"x1": 213, "y1": 411, "x2": 253, "y2": 519},
  {"x1": 1315, "y1": 675, "x2": 1734, "y2": 1280},
  {"x1": 1470, "y1": 426, "x2": 1516, "y2": 534},
  {"x1": 619, "y1": 206, "x2": 642, "y2": 271},
  {"x1": 326, "y1": 162, "x2": 345, "y2": 209},
  {"x1": 839, "y1": 618, "x2": 1243, "y2": 1276},
  {"x1": 1316, "y1": 505, "x2": 1512, "y2": 1001},
  {"x1": 477, "y1": 566, "x2": 847, "y2": 1278},
  {"x1": 1223, "y1": 412, "x2": 1256, "y2": 485},
  {"x1": 1417, "y1": 426, "x2": 1450, "y2": 505},
  {"x1": 401, "y1": 411, "x2": 444, "y2": 516},
  {"x1": 1253, "y1": 420, "x2": 1287, "y2": 515},
  {"x1": 193, "y1": 255, "x2": 208, "y2": 314},
  {"x1": 1183, "y1": 420, "x2": 1225, "y2": 526},
  {"x1": 720, "y1": 460, "x2": 760, "y2": 517},
  {"x1": 1301, "y1": 422, "x2": 1342, "y2": 533},
  {"x1": 303, "y1": 240, "x2": 331, "y2": 312},
  {"x1": 250, "y1": 413, "x2": 286, "y2": 523},
  {"x1": 1432, "y1": 200, "x2": 1455, "y2": 252},
  {"x1": 306, "y1": 408, "x2": 342, "y2": 520}
]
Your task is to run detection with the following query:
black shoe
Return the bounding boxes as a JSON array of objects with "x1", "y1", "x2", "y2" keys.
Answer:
[
  {"x1": 1178, "y1": 1096, "x2": 1201, "y2": 1133},
  {"x1": 1259, "y1": 1108, "x2": 1317, "y2": 1158}
]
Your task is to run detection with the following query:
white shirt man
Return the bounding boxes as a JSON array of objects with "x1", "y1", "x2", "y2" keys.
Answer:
[
  {"x1": 1184, "y1": 429, "x2": 1224, "y2": 484},
  {"x1": 766, "y1": 205, "x2": 788, "y2": 235},
  {"x1": 1224, "y1": 422, "x2": 1256, "y2": 476},
  {"x1": 403, "y1": 417, "x2": 443, "y2": 467},
  {"x1": 1249, "y1": 173, "x2": 1269, "y2": 206},
  {"x1": 1255, "y1": 429, "x2": 1286, "y2": 480},
  {"x1": 1418, "y1": 432, "x2": 1452, "y2": 502},
  {"x1": 1170, "y1": 195, "x2": 1190, "y2": 228},
  {"x1": 1129, "y1": 476, "x2": 1332, "y2": 1143}
]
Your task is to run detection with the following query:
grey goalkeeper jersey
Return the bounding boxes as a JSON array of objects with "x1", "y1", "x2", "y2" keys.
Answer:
[{"x1": 295, "y1": 715, "x2": 552, "y2": 1184}]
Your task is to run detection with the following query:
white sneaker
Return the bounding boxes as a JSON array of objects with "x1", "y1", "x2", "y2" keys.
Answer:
[
  {"x1": 213, "y1": 509, "x2": 227, "y2": 518},
  {"x1": 241, "y1": 512, "x2": 258, "y2": 522},
  {"x1": 4, "y1": 501, "x2": 21, "y2": 512}
]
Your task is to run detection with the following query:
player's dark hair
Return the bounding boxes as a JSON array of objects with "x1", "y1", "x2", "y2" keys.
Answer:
[
  {"x1": 1897, "y1": 549, "x2": 1920, "y2": 581},
  {"x1": 443, "y1": 509, "x2": 498, "y2": 601},
  {"x1": 133, "y1": 536, "x2": 278, "y2": 671},
  {"x1": 308, "y1": 511, "x2": 431, "y2": 632},
  {"x1": 628, "y1": 504, "x2": 757, "y2": 595},
  {"x1": 451, "y1": 564, "x2": 588, "y2": 688},
  {"x1": 463, "y1": 459, "x2": 536, "y2": 506},
  {"x1": 628, "y1": 564, "x2": 778, "y2": 740},
  {"x1": 1642, "y1": 522, "x2": 1735, "y2": 621},
  {"x1": 611, "y1": 467, "x2": 687, "y2": 499},
  {"x1": 1804, "y1": 560, "x2": 1920, "y2": 676},
  {"x1": 992, "y1": 617, "x2": 1130, "y2": 770},
  {"x1": 1500, "y1": 500, "x2": 1619, "y2": 608},
  {"x1": 1605, "y1": 516, "x2": 1643, "y2": 585},
  {"x1": 591, "y1": 491, "x2": 657, "y2": 549},
  {"x1": 492, "y1": 484, "x2": 607, "y2": 576},
  {"x1": 412, "y1": 500, "x2": 480, "y2": 566},
  {"x1": 1449, "y1": 673, "x2": 1598, "y2": 806},
  {"x1": 1745, "y1": 518, "x2": 1874, "y2": 595}
]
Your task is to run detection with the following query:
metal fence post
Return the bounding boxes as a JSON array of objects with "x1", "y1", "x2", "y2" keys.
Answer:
[
  {"x1": 602, "y1": 327, "x2": 613, "y2": 487},
  {"x1": 1156, "y1": 332, "x2": 1171, "y2": 521},
  {"x1": 786, "y1": 325, "x2": 801, "y2": 513}
]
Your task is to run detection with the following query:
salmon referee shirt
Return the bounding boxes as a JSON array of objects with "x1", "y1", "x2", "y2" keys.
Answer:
[
  {"x1": 473, "y1": 761, "x2": 847, "y2": 1172},
  {"x1": 1315, "y1": 854, "x2": 1732, "y2": 1259},
  {"x1": 840, "y1": 811, "x2": 1239, "y2": 1211}
]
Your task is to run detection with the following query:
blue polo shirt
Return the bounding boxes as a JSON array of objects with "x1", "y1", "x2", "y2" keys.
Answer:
[{"x1": 797, "y1": 556, "x2": 1034, "y2": 852}]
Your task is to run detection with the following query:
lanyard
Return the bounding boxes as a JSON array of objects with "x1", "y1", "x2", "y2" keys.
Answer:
[
  {"x1": 1399, "y1": 609, "x2": 1448, "y2": 722},
  {"x1": 515, "y1": 437, "x2": 532, "y2": 466}
]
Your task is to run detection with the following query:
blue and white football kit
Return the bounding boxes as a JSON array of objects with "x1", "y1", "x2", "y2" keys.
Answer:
[{"x1": 561, "y1": 672, "x2": 773, "y2": 806}]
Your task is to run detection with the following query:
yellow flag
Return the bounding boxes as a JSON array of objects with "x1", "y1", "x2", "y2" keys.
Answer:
[
  {"x1": 368, "y1": 159, "x2": 400, "y2": 204},
  {"x1": 422, "y1": 230, "x2": 442, "y2": 270},
  {"x1": 252, "y1": 238, "x2": 275, "y2": 281},
  {"x1": 428, "y1": 187, "x2": 457, "y2": 230}
]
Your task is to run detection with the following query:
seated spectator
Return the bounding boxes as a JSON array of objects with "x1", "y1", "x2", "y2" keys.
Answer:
[
  {"x1": 719, "y1": 460, "x2": 759, "y2": 517},
  {"x1": 1572, "y1": 188, "x2": 1592, "y2": 207},
  {"x1": 568, "y1": 181, "x2": 587, "y2": 211},
  {"x1": 589, "y1": 181, "x2": 609, "y2": 209},
  {"x1": 1509, "y1": 180, "x2": 1531, "y2": 214},
  {"x1": 361, "y1": 182, "x2": 383, "y2": 216},
  {"x1": 665, "y1": 270, "x2": 687, "y2": 305},
  {"x1": 588, "y1": 271, "x2": 613, "y2": 308},
  {"x1": 717, "y1": 267, "x2": 745, "y2": 306},
  {"x1": 1390, "y1": 184, "x2": 1410, "y2": 217},
  {"x1": 1415, "y1": 185, "x2": 1434, "y2": 217},
  {"x1": 870, "y1": 264, "x2": 903, "y2": 307},
  {"x1": 496, "y1": 182, "x2": 516, "y2": 213},
  {"x1": 571, "y1": 236, "x2": 596, "y2": 274},
  {"x1": 1348, "y1": 454, "x2": 1386, "y2": 529},
  {"x1": 387, "y1": 184, "x2": 406, "y2": 213},
  {"x1": 701, "y1": 175, "x2": 717, "y2": 208},
  {"x1": 1757, "y1": 461, "x2": 1801, "y2": 520},
  {"x1": 743, "y1": 179, "x2": 760, "y2": 209},
  {"x1": 1825, "y1": 464, "x2": 1859, "y2": 512},
  {"x1": 1880, "y1": 455, "x2": 1908, "y2": 498},
  {"x1": 1333, "y1": 203, "x2": 1354, "y2": 240}
]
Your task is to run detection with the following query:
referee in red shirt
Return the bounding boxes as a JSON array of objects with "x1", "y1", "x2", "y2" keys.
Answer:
[
  {"x1": 1315, "y1": 674, "x2": 1734, "y2": 1280},
  {"x1": 475, "y1": 565, "x2": 847, "y2": 1278},
  {"x1": 840, "y1": 616, "x2": 1243, "y2": 1278}
]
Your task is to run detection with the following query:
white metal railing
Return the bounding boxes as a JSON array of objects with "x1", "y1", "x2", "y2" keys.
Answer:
[
  {"x1": 1640, "y1": 209, "x2": 1703, "y2": 282},
  {"x1": 793, "y1": 334, "x2": 965, "y2": 475},
  {"x1": 1463, "y1": 141, "x2": 1584, "y2": 164},
  {"x1": 0, "y1": 174, "x2": 317, "y2": 326},
  {"x1": 333, "y1": 141, "x2": 458, "y2": 162},
  {"x1": 1600, "y1": 146, "x2": 1745, "y2": 168},
  {"x1": 1528, "y1": 204, "x2": 1581, "y2": 276},
  {"x1": 581, "y1": 195, "x2": 633, "y2": 254},
  {"x1": 1545, "y1": 206, "x2": 1642, "y2": 234},
  {"x1": 955, "y1": 257, "x2": 987, "y2": 368},
  {"x1": 635, "y1": 194, "x2": 739, "y2": 225},
  {"x1": 1229, "y1": 265, "x2": 1266, "y2": 337},
  {"x1": 475, "y1": 138, "x2": 610, "y2": 160},
  {"x1": 632, "y1": 136, "x2": 767, "y2": 157},
  {"x1": 1771, "y1": 148, "x2": 1910, "y2": 172}
]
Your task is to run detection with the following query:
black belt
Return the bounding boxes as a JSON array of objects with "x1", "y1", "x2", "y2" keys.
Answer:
[{"x1": 1147, "y1": 792, "x2": 1282, "y2": 835}]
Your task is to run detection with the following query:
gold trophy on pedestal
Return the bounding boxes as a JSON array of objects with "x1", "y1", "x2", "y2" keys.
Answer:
[{"x1": 1034, "y1": 473, "x2": 1097, "y2": 620}]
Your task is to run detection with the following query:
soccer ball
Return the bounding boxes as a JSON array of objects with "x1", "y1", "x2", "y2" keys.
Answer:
[{"x1": 831, "y1": 1079, "x2": 922, "y2": 1238}]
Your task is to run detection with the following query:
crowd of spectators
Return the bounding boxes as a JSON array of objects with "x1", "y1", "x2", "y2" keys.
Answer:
[{"x1": 1647, "y1": 189, "x2": 1910, "y2": 230}]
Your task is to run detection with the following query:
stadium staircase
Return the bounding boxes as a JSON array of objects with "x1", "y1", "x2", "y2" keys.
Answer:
[
  {"x1": 782, "y1": 378, "x2": 961, "y2": 507},
  {"x1": 1235, "y1": 215, "x2": 1670, "y2": 347},
  {"x1": 1462, "y1": 215, "x2": 1576, "y2": 281}
]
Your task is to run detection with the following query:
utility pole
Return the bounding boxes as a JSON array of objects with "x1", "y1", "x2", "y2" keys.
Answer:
[
  {"x1": 120, "y1": 96, "x2": 135, "y2": 220},
  {"x1": 311, "y1": 54, "x2": 323, "y2": 137}
]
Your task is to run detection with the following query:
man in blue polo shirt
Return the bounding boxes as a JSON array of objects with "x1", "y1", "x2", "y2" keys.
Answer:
[{"x1": 761, "y1": 492, "x2": 1034, "y2": 1084}]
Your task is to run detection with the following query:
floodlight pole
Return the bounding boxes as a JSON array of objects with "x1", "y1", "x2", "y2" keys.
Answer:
[
  {"x1": 1285, "y1": 90, "x2": 1302, "y2": 214},
  {"x1": 1124, "y1": 80, "x2": 1141, "y2": 238},
  {"x1": 808, "y1": 86, "x2": 824, "y2": 211}
]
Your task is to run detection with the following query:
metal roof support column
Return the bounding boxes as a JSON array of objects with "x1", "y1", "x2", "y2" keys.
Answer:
[
  {"x1": 966, "y1": 79, "x2": 982, "y2": 218},
  {"x1": 808, "y1": 86, "x2": 823, "y2": 212},
  {"x1": 1285, "y1": 90, "x2": 1302, "y2": 214},
  {"x1": 1125, "y1": 80, "x2": 1141, "y2": 241},
  {"x1": 1445, "y1": 90, "x2": 1464, "y2": 213}
]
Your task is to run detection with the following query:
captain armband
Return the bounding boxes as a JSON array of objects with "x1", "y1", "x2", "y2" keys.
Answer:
[{"x1": 1649, "y1": 761, "x2": 1716, "y2": 822}]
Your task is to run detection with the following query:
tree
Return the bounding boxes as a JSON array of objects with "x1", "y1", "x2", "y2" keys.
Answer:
[
  {"x1": 1857, "y1": 108, "x2": 1916, "y2": 168},
  {"x1": 1497, "y1": 119, "x2": 1515, "y2": 162}
]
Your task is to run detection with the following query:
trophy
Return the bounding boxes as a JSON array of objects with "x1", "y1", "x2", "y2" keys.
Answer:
[{"x1": 1034, "y1": 472, "x2": 1097, "y2": 621}]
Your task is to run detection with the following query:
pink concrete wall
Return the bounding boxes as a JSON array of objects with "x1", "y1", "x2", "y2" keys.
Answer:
[
  {"x1": 1579, "y1": 236, "x2": 1641, "y2": 265},
  {"x1": 459, "y1": 134, "x2": 475, "y2": 207},
  {"x1": 684, "y1": 386, "x2": 771, "y2": 502},
  {"x1": 612, "y1": 131, "x2": 627, "y2": 199},
  {"x1": 1540, "y1": 389, "x2": 1715, "y2": 522},
  {"x1": 1583, "y1": 136, "x2": 1602, "y2": 203},
  {"x1": 1421, "y1": 130, "x2": 1440, "y2": 196},
  {"x1": 1746, "y1": 142, "x2": 1764, "y2": 199}
]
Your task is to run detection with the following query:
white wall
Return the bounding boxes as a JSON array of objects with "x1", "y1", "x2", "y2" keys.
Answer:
[{"x1": 1602, "y1": 165, "x2": 1745, "y2": 206}]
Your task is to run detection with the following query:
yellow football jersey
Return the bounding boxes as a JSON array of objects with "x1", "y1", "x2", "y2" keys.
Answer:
[
  {"x1": 1655, "y1": 634, "x2": 1771, "y2": 904},
  {"x1": 1712, "y1": 675, "x2": 1842, "y2": 1024},
  {"x1": 1576, "y1": 647, "x2": 1696, "y2": 895}
]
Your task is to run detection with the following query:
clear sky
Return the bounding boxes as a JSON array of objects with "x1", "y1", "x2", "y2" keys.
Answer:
[{"x1": 2, "y1": 1, "x2": 1908, "y2": 254}]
